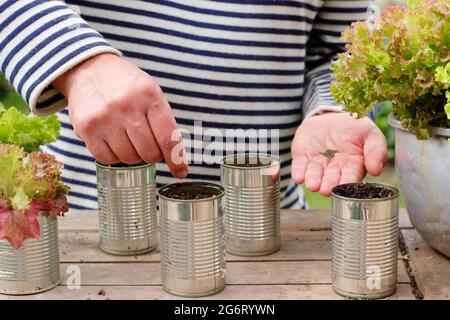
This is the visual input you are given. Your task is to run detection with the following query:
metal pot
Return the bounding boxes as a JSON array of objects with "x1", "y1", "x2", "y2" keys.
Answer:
[
  {"x1": 221, "y1": 154, "x2": 281, "y2": 256},
  {"x1": 389, "y1": 116, "x2": 450, "y2": 257},
  {"x1": 158, "y1": 182, "x2": 226, "y2": 297},
  {"x1": 96, "y1": 162, "x2": 158, "y2": 255},
  {"x1": 0, "y1": 215, "x2": 60, "y2": 295},
  {"x1": 331, "y1": 183, "x2": 400, "y2": 299}
]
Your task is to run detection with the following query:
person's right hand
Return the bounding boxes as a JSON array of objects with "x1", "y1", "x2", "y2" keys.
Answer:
[{"x1": 52, "y1": 53, "x2": 188, "y2": 178}]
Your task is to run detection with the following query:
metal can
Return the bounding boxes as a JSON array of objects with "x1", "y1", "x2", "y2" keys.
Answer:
[
  {"x1": 0, "y1": 215, "x2": 60, "y2": 295},
  {"x1": 159, "y1": 182, "x2": 226, "y2": 297},
  {"x1": 331, "y1": 183, "x2": 400, "y2": 299},
  {"x1": 221, "y1": 154, "x2": 281, "y2": 256},
  {"x1": 96, "y1": 162, "x2": 157, "y2": 255}
]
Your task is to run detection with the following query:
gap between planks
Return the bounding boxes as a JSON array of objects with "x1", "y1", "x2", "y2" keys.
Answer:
[{"x1": 58, "y1": 261, "x2": 411, "y2": 286}]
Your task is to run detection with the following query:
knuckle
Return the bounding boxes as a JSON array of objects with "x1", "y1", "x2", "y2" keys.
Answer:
[
  {"x1": 108, "y1": 95, "x2": 130, "y2": 112},
  {"x1": 76, "y1": 110, "x2": 109, "y2": 135},
  {"x1": 159, "y1": 136, "x2": 176, "y2": 152},
  {"x1": 135, "y1": 77, "x2": 162, "y2": 101},
  {"x1": 77, "y1": 118, "x2": 95, "y2": 135}
]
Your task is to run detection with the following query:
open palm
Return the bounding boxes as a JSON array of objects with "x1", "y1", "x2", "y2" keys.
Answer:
[{"x1": 291, "y1": 112, "x2": 388, "y2": 196}]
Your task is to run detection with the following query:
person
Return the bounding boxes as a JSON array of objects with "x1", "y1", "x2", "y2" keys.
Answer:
[{"x1": 0, "y1": 0, "x2": 387, "y2": 210}]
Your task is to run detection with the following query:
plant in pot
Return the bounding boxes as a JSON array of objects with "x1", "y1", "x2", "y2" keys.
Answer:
[
  {"x1": 0, "y1": 103, "x2": 69, "y2": 295},
  {"x1": 331, "y1": 0, "x2": 450, "y2": 256}
]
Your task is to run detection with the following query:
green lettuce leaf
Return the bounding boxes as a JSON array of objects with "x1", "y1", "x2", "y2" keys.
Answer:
[
  {"x1": 331, "y1": 0, "x2": 450, "y2": 138},
  {"x1": 0, "y1": 103, "x2": 60, "y2": 152}
]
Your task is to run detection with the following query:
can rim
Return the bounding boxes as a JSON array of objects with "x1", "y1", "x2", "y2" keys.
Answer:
[
  {"x1": 220, "y1": 153, "x2": 280, "y2": 170},
  {"x1": 95, "y1": 161, "x2": 154, "y2": 170},
  {"x1": 158, "y1": 182, "x2": 225, "y2": 202},
  {"x1": 331, "y1": 182, "x2": 400, "y2": 202}
]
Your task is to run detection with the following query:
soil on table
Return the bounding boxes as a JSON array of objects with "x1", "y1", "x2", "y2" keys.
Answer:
[
  {"x1": 160, "y1": 182, "x2": 222, "y2": 200},
  {"x1": 332, "y1": 183, "x2": 396, "y2": 199},
  {"x1": 226, "y1": 155, "x2": 272, "y2": 168}
]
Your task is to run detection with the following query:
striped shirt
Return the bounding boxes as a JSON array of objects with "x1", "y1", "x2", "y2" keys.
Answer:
[{"x1": 0, "y1": 0, "x2": 372, "y2": 210}]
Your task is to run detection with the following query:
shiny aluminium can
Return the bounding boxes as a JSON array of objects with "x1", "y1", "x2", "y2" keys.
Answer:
[
  {"x1": 159, "y1": 182, "x2": 226, "y2": 297},
  {"x1": 0, "y1": 215, "x2": 60, "y2": 295},
  {"x1": 331, "y1": 183, "x2": 400, "y2": 299},
  {"x1": 96, "y1": 162, "x2": 157, "y2": 255},
  {"x1": 221, "y1": 154, "x2": 281, "y2": 256}
]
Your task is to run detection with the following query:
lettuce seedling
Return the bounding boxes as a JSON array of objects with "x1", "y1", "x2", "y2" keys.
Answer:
[{"x1": 0, "y1": 144, "x2": 69, "y2": 248}]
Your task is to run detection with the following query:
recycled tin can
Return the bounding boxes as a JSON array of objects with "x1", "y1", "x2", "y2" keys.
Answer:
[
  {"x1": 159, "y1": 182, "x2": 226, "y2": 297},
  {"x1": 0, "y1": 215, "x2": 60, "y2": 295},
  {"x1": 331, "y1": 183, "x2": 400, "y2": 299},
  {"x1": 221, "y1": 154, "x2": 281, "y2": 256},
  {"x1": 96, "y1": 162, "x2": 157, "y2": 255}
]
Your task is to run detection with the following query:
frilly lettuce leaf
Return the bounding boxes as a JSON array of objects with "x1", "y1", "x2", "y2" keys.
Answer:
[
  {"x1": 331, "y1": 0, "x2": 450, "y2": 139},
  {"x1": 0, "y1": 209, "x2": 40, "y2": 249},
  {"x1": 0, "y1": 144, "x2": 69, "y2": 248},
  {"x1": 0, "y1": 103, "x2": 60, "y2": 152}
]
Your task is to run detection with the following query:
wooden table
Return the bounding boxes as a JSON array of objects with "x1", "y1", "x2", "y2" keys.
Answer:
[{"x1": 2, "y1": 209, "x2": 449, "y2": 300}]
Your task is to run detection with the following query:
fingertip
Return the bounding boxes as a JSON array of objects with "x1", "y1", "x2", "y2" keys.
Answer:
[
  {"x1": 319, "y1": 189, "x2": 332, "y2": 197},
  {"x1": 366, "y1": 159, "x2": 383, "y2": 176},
  {"x1": 319, "y1": 182, "x2": 333, "y2": 197},
  {"x1": 305, "y1": 180, "x2": 321, "y2": 192},
  {"x1": 291, "y1": 170, "x2": 304, "y2": 184},
  {"x1": 175, "y1": 170, "x2": 188, "y2": 179},
  {"x1": 173, "y1": 164, "x2": 189, "y2": 179}
]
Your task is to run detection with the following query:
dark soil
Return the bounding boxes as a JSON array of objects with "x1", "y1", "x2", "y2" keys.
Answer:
[
  {"x1": 98, "y1": 161, "x2": 147, "y2": 168},
  {"x1": 160, "y1": 182, "x2": 222, "y2": 200},
  {"x1": 226, "y1": 155, "x2": 272, "y2": 168},
  {"x1": 332, "y1": 183, "x2": 396, "y2": 199}
]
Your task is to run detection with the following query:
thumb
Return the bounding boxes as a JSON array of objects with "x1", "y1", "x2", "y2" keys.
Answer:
[{"x1": 364, "y1": 127, "x2": 388, "y2": 176}]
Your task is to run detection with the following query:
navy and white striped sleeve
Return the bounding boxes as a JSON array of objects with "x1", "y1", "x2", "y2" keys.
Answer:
[
  {"x1": 302, "y1": 0, "x2": 371, "y2": 117},
  {"x1": 0, "y1": 0, "x2": 120, "y2": 115}
]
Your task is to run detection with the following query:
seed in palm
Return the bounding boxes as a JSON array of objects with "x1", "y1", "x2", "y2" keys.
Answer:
[{"x1": 320, "y1": 149, "x2": 338, "y2": 159}]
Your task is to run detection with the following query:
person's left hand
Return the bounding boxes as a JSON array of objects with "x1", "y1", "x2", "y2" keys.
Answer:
[{"x1": 291, "y1": 112, "x2": 388, "y2": 196}]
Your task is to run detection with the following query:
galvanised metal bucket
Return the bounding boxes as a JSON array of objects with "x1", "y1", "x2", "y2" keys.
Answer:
[
  {"x1": 0, "y1": 215, "x2": 60, "y2": 295},
  {"x1": 96, "y1": 162, "x2": 157, "y2": 255},
  {"x1": 221, "y1": 154, "x2": 281, "y2": 256},
  {"x1": 389, "y1": 116, "x2": 450, "y2": 257},
  {"x1": 331, "y1": 183, "x2": 400, "y2": 299},
  {"x1": 159, "y1": 182, "x2": 226, "y2": 297}
]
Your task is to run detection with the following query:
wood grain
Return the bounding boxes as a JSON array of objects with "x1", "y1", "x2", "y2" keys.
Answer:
[
  {"x1": 57, "y1": 261, "x2": 410, "y2": 286},
  {"x1": 0, "y1": 209, "x2": 421, "y2": 300},
  {"x1": 1, "y1": 284, "x2": 415, "y2": 300},
  {"x1": 401, "y1": 229, "x2": 450, "y2": 300}
]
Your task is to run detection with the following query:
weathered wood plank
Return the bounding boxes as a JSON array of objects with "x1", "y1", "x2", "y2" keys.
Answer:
[
  {"x1": 59, "y1": 231, "x2": 334, "y2": 263},
  {"x1": 282, "y1": 208, "x2": 411, "y2": 230},
  {"x1": 0, "y1": 284, "x2": 415, "y2": 300},
  {"x1": 59, "y1": 210, "x2": 98, "y2": 231},
  {"x1": 58, "y1": 208, "x2": 412, "y2": 232},
  {"x1": 59, "y1": 229, "x2": 401, "y2": 263},
  {"x1": 58, "y1": 261, "x2": 410, "y2": 286},
  {"x1": 401, "y1": 229, "x2": 450, "y2": 300}
]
